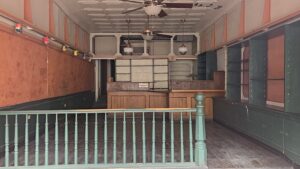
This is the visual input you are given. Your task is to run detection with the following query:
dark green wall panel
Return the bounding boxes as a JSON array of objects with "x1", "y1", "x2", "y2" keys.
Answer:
[
  {"x1": 249, "y1": 39, "x2": 267, "y2": 106},
  {"x1": 214, "y1": 98, "x2": 300, "y2": 165},
  {"x1": 206, "y1": 51, "x2": 217, "y2": 80},
  {"x1": 226, "y1": 46, "x2": 241, "y2": 101},
  {"x1": 285, "y1": 22, "x2": 300, "y2": 113}
]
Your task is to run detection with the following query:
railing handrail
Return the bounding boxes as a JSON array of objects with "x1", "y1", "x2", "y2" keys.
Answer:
[{"x1": 0, "y1": 108, "x2": 196, "y2": 115}]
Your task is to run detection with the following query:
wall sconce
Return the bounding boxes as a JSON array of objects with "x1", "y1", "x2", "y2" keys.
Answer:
[
  {"x1": 43, "y1": 37, "x2": 49, "y2": 45},
  {"x1": 73, "y1": 50, "x2": 79, "y2": 56},
  {"x1": 15, "y1": 23, "x2": 22, "y2": 33},
  {"x1": 62, "y1": 45, "x2": 68, "y2": 52}
]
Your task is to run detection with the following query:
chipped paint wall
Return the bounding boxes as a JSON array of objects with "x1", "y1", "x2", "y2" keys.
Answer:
[{"x1": 200, "y1": 0, "x2": 300, "y2": 53}]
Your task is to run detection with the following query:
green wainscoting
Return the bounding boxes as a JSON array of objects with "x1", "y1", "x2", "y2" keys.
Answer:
[
  {"x1": 214, "y1": 98, "x2": 300, "y2": 165},
  {"x1": 0, "y1": 91, "x2": 95, "y2": 156}
]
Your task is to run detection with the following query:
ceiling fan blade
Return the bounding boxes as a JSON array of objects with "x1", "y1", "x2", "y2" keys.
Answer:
[
  {"x1": 122, "y1": 6, "x2": 144, "y2": 14},
  {"x1": 163, "y1": 3, "x2": 193, "y2": 8},
  {"x1": 155, "y1": 33, "x2": 172, "y2": 38},
  {"x1": 119, "y1": 0, "x2": 144, "y2": 4},
  {"x1": 158, "y1": 9, "x2": 168, "y2": 18}
]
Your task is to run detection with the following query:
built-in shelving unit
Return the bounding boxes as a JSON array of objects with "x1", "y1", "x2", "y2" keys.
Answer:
[
  {"x1": 226, "y1": 45, "x2": 241, "y2": 102},
  {"x1": 197, "y1": 51, "x2": 217, "y2": 80}
]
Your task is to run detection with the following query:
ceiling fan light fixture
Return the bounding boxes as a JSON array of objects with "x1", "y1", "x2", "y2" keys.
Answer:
[
  {"x1": 142, "y1": 30, "x2": 153, "y2": 40},
  {"x1": 142, "y1": 34, "x2": 154, "y2": 40},
  {"x1": 178, "y1": 44, "x2": 188, "y2": 55},
  {"x1": 144, "y1": 4, "x2": 162, "y2": 16}
]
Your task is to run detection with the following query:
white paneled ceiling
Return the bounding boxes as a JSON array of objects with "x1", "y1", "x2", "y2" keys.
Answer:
[{"x1": 55, "y1": 0, "x2": 240, "y2": 33}]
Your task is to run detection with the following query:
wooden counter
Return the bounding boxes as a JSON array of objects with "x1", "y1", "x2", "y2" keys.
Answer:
[
  {"x1": 169, "y1": 90, "x2": 225, "y2": 119},
  {"x1": 107, "y1": 91, "x2": 168, "y2": 109}
]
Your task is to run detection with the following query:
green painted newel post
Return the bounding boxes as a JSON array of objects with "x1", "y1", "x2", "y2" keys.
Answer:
[{"x1": 195, "y1": 93, "x2": 207, "y2": 166}]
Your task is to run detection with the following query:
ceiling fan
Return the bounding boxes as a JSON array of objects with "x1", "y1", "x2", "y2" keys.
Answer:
[
  {"x1": 120, "y1": 0, "x2": 194, "y2": 17},
  {"x1": 141, "y1": 16, "x2": 172, "y2": 40}
]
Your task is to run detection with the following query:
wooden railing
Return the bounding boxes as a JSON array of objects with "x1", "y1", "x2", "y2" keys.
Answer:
[{"x1": 0, "y1": 94, "x2": 206, "y2": 168}]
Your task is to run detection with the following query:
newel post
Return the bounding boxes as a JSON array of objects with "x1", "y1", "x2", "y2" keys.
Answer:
[{"x1": 195, "y1": 93, "x2": 207, "y2": 166}]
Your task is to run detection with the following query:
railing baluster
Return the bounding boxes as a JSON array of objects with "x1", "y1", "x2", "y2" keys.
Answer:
[
  {"x1": 5, "y1": 115, "x2": 9, "y2": 167},
  {"x1": 113, "y1": 113, "x2": 117, "y2": 164},
  {"x1": 132, "y1": 112, "x2": 136, "y2": 163},
  {"x1": 162, "y1": 112, "x2": 166, "y2": 163},
  {"x1": 14, "y1": 115, "x2": 18, "y2": 167},
  {"x1": 189, "y1": 112, "x2": 194, "y2": 162},
  {"x1": 45, "y1": 114, "x2": 49, "y2": 166},
  {"x1": 94, "y1": 113, "x2": 98, "y2": 164},
  {"x1": 25, "y1": 114, "x2": 29, "y2": 166},
  {"x1": 64, "y1": 114, "x2": 68, "y2": 165},
  {"x1": 35, "y1": 115, "x2": 39, "y2": 166},
  {"x1": 85, "y1": 113, "x2": 89, "y2": 164},
  {"x1": 104, "y1": 113, "x2": 107, "y2": 164},
  {"x1": 170, "y1": 113, "x2": 174, "y2": 163},
  {"x1": 55, "y1": 114, "x2": 59, "y2": 165},
  {"x1": 123, "y1": 112, "x2": 126, "y2": 163},
  {"x1": 180, "y1": 112, "x2": 184, "y2": 162},
  {"x1": 195, "y1": 94, "x2": 207, "y2": 166},
  {"x1": 74, "y1": 114, "x2": 78, "y2": 164},
  {"x1": 152, "y1": 112, "x2": 155, "y2": 163},
  {"x1": 142, "y1": 112, "x2": 146, "y2": 163}
]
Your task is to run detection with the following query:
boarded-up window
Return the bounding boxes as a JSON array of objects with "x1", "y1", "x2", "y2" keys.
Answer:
[
  {"x1": 267, "y1": 32, "x2": 285, "y2": 106},
  {"x1": 241, "y1": 45, "x2": 249, "y2": 100}
]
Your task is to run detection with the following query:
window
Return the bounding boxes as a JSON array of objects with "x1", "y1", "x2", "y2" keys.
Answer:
[
  {"x1": 241, "y1": 45, "x2": 250, "y2": 101},
  {"x1": 267, "y1": 33, "x2": 285, "y2": 107}
]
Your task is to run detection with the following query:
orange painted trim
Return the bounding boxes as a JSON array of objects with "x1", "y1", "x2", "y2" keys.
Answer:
[
  {"x1": 49, "y1": 0, "x2": 55, "y2": 34},
  {"x1": 263, "y1": 0, "x2": 271, "y2": 25},
  {"x1": 64, "y1": 15, "x2": 69, "y2": 43},
  {"x1": 239, "y1": 0, "x2": 245, "y2": 36},
  {"x1": 24, "y1": 0, "x2": 32, "y2": 23},
  {"x1": 223, "y1": 14, "x2": 228, "y2": 43},
  {"x1": 211, "y1": 24, "x2": 216, "y2": 49}
]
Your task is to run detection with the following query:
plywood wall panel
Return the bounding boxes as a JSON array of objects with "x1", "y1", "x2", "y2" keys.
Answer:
[
  {"x1": 245, "y1": 0, "x2": 264, "y2": 33},
  {"x1": 271, "y1": 0, "x2": 300, "y2": 21},
  {"x1": 0, "y1": 0, "x2": 24, "y2": 19},
  {"x1": 47, "y1": 49, "x2": 94, "y2": 97},
  {"x1": 31, "y1": 0, "x2": 49, "y2": 32},
  {"x1": 227, "y1": 2, "x2": 242, "y2": 41},
  {"x1": 0, "y1": 30, "x2": 94, "y2": 107},
  {"x1": 0, "y1": 31, "x2": 48, "y2": 107}
]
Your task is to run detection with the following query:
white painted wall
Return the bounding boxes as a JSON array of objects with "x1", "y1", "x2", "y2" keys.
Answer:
[
  {"x1": 0, "y1": 0, "x2": 24, "y2": 20},
  {"x1": 31, "y1": 0, "x2": 49, "y2": 32},
  {"x1": 217, "y1": 48, "x2": 226, "y2": 71},
  {"x1": 95, "y1": 36, "x2": 117, "y2": 55}
]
